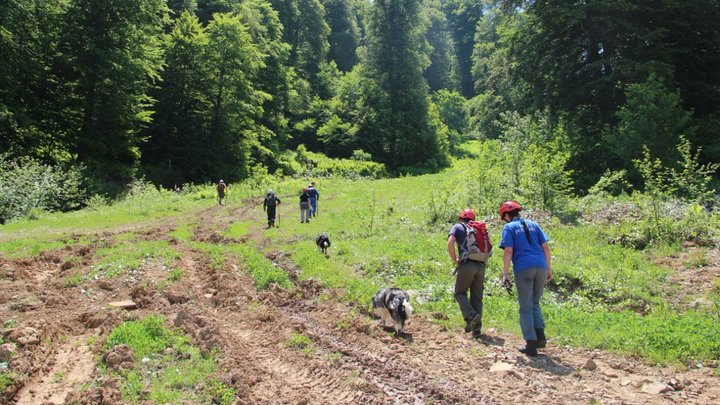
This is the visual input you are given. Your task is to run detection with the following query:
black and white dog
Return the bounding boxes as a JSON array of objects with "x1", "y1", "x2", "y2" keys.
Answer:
[
  {"x1": 316, "y1": 232, "x2": 331, "y2": 255},
  {"x1": 372, "y1": 288, "x2": 413, "y2": 334}
]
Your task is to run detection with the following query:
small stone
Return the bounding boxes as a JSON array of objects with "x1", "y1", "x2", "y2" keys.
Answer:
[
  {"x1": 490, "y1": 361, "x2": 514, "y2": 373},
  {"x1": 581, "y1": 359, "x2": 597, "y2": 371},
  {"x1": 641, "y1": 382, "x2": 673, "y2": 395},
  {"x1": 108, "y1": 300, "x2": 137, "y2": 310}
]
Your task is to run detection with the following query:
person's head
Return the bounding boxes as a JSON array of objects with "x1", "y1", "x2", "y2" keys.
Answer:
[
  {"x1": 267, "y1": 189, "x2": 273, "y2": 195},
  {"x1": 311, "y1": 181, "x2": 316, "y2": 186},
  {"x1": 302, "y1": 187, "x2": 307, "y2": 192},
  {"x1": 458, "y1": 208, "x2": 476, "y2": 223},
  {"x1": 219, "y1": 179, "x2": 225, "y2": 184},
  {"x1": 499, "y1": 200, "x2": 522, "y2": 222}
]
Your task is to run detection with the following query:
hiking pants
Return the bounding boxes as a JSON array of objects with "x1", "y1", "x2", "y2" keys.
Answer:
[
  {"x1": 266, "y1": 206, "x2": 276, "y2": 226},
  {"x1": 454, "y1": 260, "x2": 485, "y2": 324},
  {"x1": 300, "y1": 202, "x2": 310, "y2": 222},
  {"x1": 515, "y1": 266, "x2": 547, "y2": 340}
]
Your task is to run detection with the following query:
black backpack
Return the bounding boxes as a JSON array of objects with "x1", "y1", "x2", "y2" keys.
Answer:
[{"x1": 264, "y1": 193, "x2": 277, "y2": 207}]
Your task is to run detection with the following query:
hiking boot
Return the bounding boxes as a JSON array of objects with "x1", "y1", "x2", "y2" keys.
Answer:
[
  {"x1": 519, "y1": 340, "x2": 538, "y2": 357},
  {"x1": 464, "y1": 313, "x2": 481, "y2": 333},
  {"x1": 535, "y1": 328, "x2": 547, "y2": 349}
]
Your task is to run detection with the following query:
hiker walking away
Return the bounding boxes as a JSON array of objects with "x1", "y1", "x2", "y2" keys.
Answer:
[
  {"x1": 299, "y1": 188, "x2": 311, "y2": 223},
  {"x1": 263, "y1": 189, "x2": 281, "y2": 228},
  {"x1": 216, "y1": 180, "x2": 227, "y2": 205},
  {"x1": 447, "y1": 208, "x2": 488, "y2": 339},
  {"x1": 307, "y1": 181, "x2": 320, "y2": 217},
  {"x1": 499, "y1": 200, "x2": 552, "y2": 357}
]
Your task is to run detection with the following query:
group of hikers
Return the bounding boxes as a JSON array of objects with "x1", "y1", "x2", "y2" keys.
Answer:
[
  {"x1": 218, "y1": 177, "x2": 550, "y2": 357},
  {"x1": 448, "y1": 201, "x2": 552, "y2": 357},
  {"x1": 216, "y1": 180, "x2": 320, "y2": 228},
  {"x1": 259, "y1": 182, "x2": 319, "y2": 228}
]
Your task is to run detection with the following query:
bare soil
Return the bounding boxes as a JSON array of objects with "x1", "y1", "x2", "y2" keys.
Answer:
[{"x1": 1, "y1": 204, "x2": 719, "y2": 404}]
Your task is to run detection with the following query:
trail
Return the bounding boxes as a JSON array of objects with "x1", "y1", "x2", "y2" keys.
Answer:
[{"x1": 1, "y1": 203, "x2": 718, "y2": 404}]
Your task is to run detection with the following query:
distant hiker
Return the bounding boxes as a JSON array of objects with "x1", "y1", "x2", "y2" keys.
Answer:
[
  {"x1": 216, "y1": 180, "x2": 227, "y2": 205},
  {"x1": 299, "y1": 188, "x2": 311, "y2": 223},
  {"x1": 499, "y1": 200, "x2": 552, "y2": 357},
  {"x1": 447, "y1": 208, "x2": 489, "y2": 339},
  {"x1": 307, "y1": 181, "x2": 320, "y2": 217},
  {"x1": 263, "y1": 189, "x2": 281, "y2": 228}
]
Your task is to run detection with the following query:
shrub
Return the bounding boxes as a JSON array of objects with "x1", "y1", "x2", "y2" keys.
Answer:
[
  {"x1": 295, "y1": 147, "x2": 388, "y2": 179},
  {"x1": 0, "y1": 154, "x2": 86, "y2": 223}
]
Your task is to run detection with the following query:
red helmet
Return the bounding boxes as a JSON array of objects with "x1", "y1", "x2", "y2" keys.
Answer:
[
  {"x1": 458, "y1": 209, "x2": 476, "y2": 221},
  {"x1": 499, "y1": 200, "x2": 522, "y2": 219}
]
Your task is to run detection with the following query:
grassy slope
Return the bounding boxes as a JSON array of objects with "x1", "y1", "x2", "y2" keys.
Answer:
[{"x1": 1, "y1": 142, "x2": 718, "y2": 365}]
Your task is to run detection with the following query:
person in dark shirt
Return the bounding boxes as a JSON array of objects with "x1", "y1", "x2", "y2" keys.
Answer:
[
  {"x1": 299, "y1": 188, "x2": 310, "y2": 223},
  {"x1": 262, "y1": 189, "x2": 281, "y2": 228}
]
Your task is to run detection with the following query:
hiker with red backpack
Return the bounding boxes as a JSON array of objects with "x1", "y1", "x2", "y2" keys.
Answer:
[
  {"x1": 447, "y1": 208, "x2": 493, "y2": 339},
  {"x1": 499, "y1": 200, "x2": 552, "y2": 357}
]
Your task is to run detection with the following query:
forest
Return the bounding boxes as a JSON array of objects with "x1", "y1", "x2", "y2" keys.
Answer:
[{"x1": 1, "y1": 0, "x2": 720, "y2": 221}]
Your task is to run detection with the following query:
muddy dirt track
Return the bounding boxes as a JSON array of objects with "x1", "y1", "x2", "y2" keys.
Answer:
[{"x1": 1, "y1": 204, "x2": 719, "y2": 404}]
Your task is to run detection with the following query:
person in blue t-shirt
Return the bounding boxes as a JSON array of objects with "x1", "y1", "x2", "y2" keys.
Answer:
[
  {"x1": 307, "y1": 181, "x2": 319, "y2": 217},
  {"x1": 499, "y1": 200, "x2": 553, "y2": 357},
  {"x1": 447, "y1": 208, "x2": 485, "y2": 338}
]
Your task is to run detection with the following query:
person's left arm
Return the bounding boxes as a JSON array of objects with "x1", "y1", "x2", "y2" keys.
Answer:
[{"x1": 542, "y1": 242, "x2": 552, "y2": 282}]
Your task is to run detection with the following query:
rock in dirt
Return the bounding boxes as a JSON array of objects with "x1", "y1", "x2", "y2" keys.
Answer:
[
  {"x1": 103, "y1": 344, "x2": 134, "y2": 370},
  {"x1": 0, "y1": 343, "x2": 17, "y2": 362},
  {"x1": 108, "y1": 300, "x2": 137, "y2": 310},
  {"x1": 8, "y1": 326, "x2": 41, "y2": 346},
  {"x1": 66, "y1": 377, "x2": 122, "y2": 405},
  {"x1": 165, "y1": 290, "x2": 190, "y2": 304},
  {"x1": 490, "y1": 361, "x2": 515, "y2": 373},
  {"x1": 581, "y1": 358, "x2": 598, "y2": 371},
  {"x1": 641, "y1": 382, "x2": 673, "y2": 395}
]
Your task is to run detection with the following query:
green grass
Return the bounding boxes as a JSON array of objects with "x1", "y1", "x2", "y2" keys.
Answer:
[
  {"x1": 229, "y1": 243, "x2": 292, "y2": 289},
  {"x1": 285, "y1": 331, "x2": 314, "y2": 356},
  {"x1": 0, "y1": 372, "x2": 14, "y2": 391},
  {"x1": 225, "y1": 221, "x2": 253, "y2": 238},
  {"x1": 92, "y1": 240, "x2": 179, "y2": 279},
  {"x1": 104, "y1": 315, "x2": 235, "y2": 404},
  {"x1": 191, "y1": 242, "x2": 228, "y2": 272},
  {"x1": 0, "y1": 234, "x2": 91, "y2": 259},
  {"x1": 63, "y1": 271, "x2": 85, "y2": 287},
  {"x1": 169, "y1": 223, "x2": 195, "y2": 241},
  {"x1": 167, "y1": 268, "x2": 183, "y2": 282}
]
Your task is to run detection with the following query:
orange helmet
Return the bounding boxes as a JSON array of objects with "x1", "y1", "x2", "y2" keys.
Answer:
[
  {"x1": 459, "y1": 209, "x2": 476, "y2": 221},
  {"x1": 499, "y1": 200, "x2": 522, "y2": 219}
]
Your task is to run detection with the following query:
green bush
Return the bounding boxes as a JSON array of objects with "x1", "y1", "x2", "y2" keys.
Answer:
[
  {"x1": 296, "y1": 147, "x2": 388, "y2": 179},
  {"x1": 0, "y1": 154, "x2": 86, "y2": 223}
]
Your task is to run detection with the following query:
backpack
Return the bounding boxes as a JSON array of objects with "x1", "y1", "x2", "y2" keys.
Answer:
[
  {"x1": 462, "y1": 221, "x2": 493, "y2": 262},
  {"x1": 264, "y1": 193, "x2": 277, "y2": 207}
]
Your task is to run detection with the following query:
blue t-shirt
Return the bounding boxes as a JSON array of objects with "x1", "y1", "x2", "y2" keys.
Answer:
[
  {"x1": 499, "y1": 218, "x2": 549, "y2": 273},
  {"x1": 449, "y1": 223, "x2": 469, "y2": 259},
  {"x1": 307, "y1": 186, "x2": 319, "y2": 199}
]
